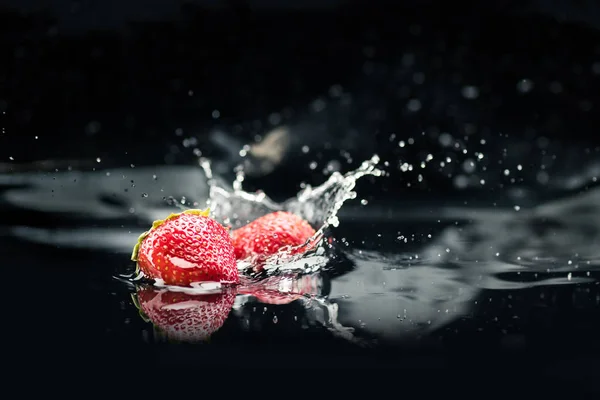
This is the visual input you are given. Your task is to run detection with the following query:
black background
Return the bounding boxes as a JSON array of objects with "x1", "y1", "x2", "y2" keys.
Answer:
[{"x1": 2, "y1": 1, "x2": 600, "y2": 185}]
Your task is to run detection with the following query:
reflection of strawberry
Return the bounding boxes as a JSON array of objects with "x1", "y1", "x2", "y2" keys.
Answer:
[
  {"x1": 243, "y1": 289, "x2": 303, "y2": 305},
  {"x1": 131, "y1": 209, "x2": 238, "y2": 286},
  {"x1": 231, "y1": 211, "x2": 316, "y2": 262},
  {"x1": 133, "y1": 285, "x2": 236, "y2": 342},
  {"x1": 239, "y1": 273, "x2": 322, "y2": 305}
]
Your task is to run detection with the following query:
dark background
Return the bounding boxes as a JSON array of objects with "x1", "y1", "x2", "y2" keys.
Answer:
[
  {"x1": 2, "y1": 0, "x2": 600, "y2": 199},
  {"x1": 2, "y1": 0, "x2": 600, "y2": 389}
]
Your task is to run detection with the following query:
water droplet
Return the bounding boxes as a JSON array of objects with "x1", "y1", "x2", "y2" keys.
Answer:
[
  {"x1": 141, "y1": 193, "x2": 148, "y2": 198},
  {"x1": 328, "y1": 84, "x2": 343, "y2": 97},
  {"x1": 85, "y1": 121, "x2": 101, "y2": 135},
  {"x1": 461, "y1": 85, "x2": 479, "y2": 99},
  {"x1": 412, "y1": 71, "x2": 425, "y2": 84},
  {"x1": 439, "y1": 133, "x2": 453, "y2": 147},
  {"x1": 462, "y1": 159, "x2": 476, "y2": 173},
  {"x1": 537, "y1": 171, "x2": 549, "y2": 185},
  {"x1": 326, "y1": 160, "x2": 341, "y2": 173},
  {"x1": 268, "y1": 112, "x2": 282, "y2": 125},
  {"x1": 311, "y1": 98, "x2": 326, "y2": 112},
  {"x1": 402, "y1": 53, "x2": 415, "y2": 67},
  {"x1": 516, "y1": 79, "x2": 534, "y2": 93},
  {"x1": 453, "y1": 175, "x2": 469, "y2": 189},
  {"x1": 406, "y1": 98, "x2": 421, "y2": 112}
]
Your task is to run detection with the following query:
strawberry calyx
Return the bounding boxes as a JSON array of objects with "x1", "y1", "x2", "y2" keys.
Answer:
[{"x1": 130, "y1": 208, "x2": 211, "y2": 263}]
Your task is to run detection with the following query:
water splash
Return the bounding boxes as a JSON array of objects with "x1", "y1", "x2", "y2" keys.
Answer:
[
  {"x1": 119, "y1": 154, "x2": 383, "y2": 287},
  {"x1": 196, "y1": 154, "x2": 384, "y2": 272},
  {"x1": 234, "y1": 272, "x2": 374, "y2": 346},
  {"x1": 201, "y1": 154, "x2": 382, "y2": 225},
  {"x1": 285, "y1": 155, "x2": 383, "y2": 230}
]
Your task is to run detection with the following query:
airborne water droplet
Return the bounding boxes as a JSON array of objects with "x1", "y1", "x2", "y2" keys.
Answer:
[
  {"x1": 516, "y1": 79, "x2": 534, "y2": 93},
  {"x1": 461, "y1": 85, "x2": 479, "y2": 99}
]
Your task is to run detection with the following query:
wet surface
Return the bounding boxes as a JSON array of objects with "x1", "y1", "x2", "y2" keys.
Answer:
[{"x1": 5, "y1": 165, "x2": 600, "y2": 380}]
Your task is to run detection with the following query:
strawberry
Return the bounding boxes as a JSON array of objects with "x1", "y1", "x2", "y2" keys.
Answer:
[
  {"x1": 231, "y1": 211, "x2": 316, "y2": 262},
  {"x1": 131, "y1": 209, "x2": 239, "y2": 286},
  {"x1": 133, "y1": 285, "x2": 236, "y2": 342}
]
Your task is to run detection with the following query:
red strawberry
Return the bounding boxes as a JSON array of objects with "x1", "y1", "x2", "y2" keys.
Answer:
[
  {"x1": 131, "y1": 209, "x2": 239, "y2": 286},
  {"x1": 231, "y1": 211, "x2": 316, "y2": 262},
  {"x1": 133, "y1": 285, "x2": 236, "y2": 342}
]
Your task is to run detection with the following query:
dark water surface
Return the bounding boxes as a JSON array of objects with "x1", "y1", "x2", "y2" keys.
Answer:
[
  {"x1": 3, "y1": 165, "x2": 600, "y2": 386},
  {"x1": 2, "y1": 0, "x2": 600, "y2": 392}
]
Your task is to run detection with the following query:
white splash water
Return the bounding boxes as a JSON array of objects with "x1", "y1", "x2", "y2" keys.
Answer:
[{"x1": 197, "y1": 154, "x2": 384, "y2": 272}]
